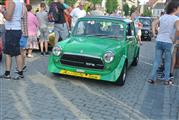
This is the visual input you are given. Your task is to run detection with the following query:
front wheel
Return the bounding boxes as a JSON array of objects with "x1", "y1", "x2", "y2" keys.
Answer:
[
  {"x1": 132, "y1": 51, "x2": 139, "y2": 66},
  {"x1": 116, "y1": 63, "x2": 127, "y2": 86},
  {"x1": 148, "y1": 37, "x2": 152, "y2": 41}
]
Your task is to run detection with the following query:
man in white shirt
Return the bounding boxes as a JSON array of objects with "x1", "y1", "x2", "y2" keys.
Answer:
[{"x1": 70, "y1": 1, "x2": 86, "y2": 27}]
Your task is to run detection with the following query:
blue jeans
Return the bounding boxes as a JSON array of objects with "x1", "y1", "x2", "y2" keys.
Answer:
[{"x1": 150, "y1": 41, "x2": 172, "y2": 81}]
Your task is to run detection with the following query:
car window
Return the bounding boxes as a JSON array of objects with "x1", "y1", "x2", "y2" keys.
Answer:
[
  {"x1": 139, "y1": 18, "x2": 151, "y2": 27},
  {"x1": 127, "y1": 24, "x2": 132, "y2": 36},
  {"x1": 73, "y1": 20, "x2": 125, "y2": 40},
  {"x1": 130, "y1": 23, "x2": 135, "y2": 36},
  {"x1": 127, "y1": 23, "x2": 136, "y2": 38}
]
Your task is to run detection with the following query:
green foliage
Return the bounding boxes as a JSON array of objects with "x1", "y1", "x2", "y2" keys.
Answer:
[
  {"x1": 46, "y1": 0, "x2": 76, "y2": 6},
  {"x1": 89, "y1": 0, "x2": 102, "y2": 5},
  {"x1": 106, "y1": 0, "x2": 118, "y2": 14},
  {"x1": 130, "y1": 5, "x2": 136, "y2": 15},
  {"x1": 46, "y1": 0, "x2": 53, "y2": 4},
  {"x1": 0, "y1": 0, "x2": 5, "y2": 4},
  {"x1": 64, "y1": 0, "x2": 76, "y2": 6},
  {"x1": 143, "y1": 7, "x2": 152, "y2": 17},
  {"x1": 123, "y1": 3, "x2": 130, "y2": 16}
]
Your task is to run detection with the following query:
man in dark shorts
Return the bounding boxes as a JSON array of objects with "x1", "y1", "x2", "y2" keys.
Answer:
[{"x1": 0, "y1": 0, "x2": 23, "y2": 80}]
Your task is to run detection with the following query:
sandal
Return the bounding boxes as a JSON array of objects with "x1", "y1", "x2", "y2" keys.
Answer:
[{"x1": 148, "y1": 80, "x2": 155, "y2": 84}]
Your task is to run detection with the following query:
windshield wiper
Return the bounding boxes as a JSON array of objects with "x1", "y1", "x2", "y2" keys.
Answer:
[
  {"x1": 94, "y1": 34, "x2": 118, "y2": 39},
  {"x1": 84, "y1": 34, "x2": 118, "y2": 39}
]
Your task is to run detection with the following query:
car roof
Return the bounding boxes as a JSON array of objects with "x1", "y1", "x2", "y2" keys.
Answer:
[{"x1": 79, "y1": 16, "x2": 132, "y2": 24}]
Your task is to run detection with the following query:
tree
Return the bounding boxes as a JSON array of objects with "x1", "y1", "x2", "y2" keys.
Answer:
[
  {"x1": 106, "y1": 0, "x2": 118, "y2": 14},
  {"x1": 0, "y1": 0, "x2": 5, "y2": 4},
  {"x1": 143, "y1": 7, "x2": 152, "y2": 17},
  {"x1": 130, "y1": 5, "x2": 136, "y2": 15},
  {"x1": 64, "y1": 0, "x2": 76, "y2": 6},
  {"x1": 46, "y1": 0, "x2": 53, "y2": 4},
  {"x1": 47, "y1": 0, "x2": 76, "y2": 6},
  {"x1": 89, "y1": 0, "x2": 102, "y2": 5},
  {"x1": 123, "y1": 3, "x2": 130, "y2": 16}
]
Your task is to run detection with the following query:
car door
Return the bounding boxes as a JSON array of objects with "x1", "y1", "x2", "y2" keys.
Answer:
[{"x1": 126, "y1": 23, "x2": 136, "y2": 65}]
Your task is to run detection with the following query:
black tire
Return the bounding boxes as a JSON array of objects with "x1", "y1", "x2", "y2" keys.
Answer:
[
  {"x1": 148, "y1": 37, "x2": 152, "y2": 41},
  {"x1": 132, "y1": 52, "x2": 139, "y2": 66},
  {"x1": 116, "y1": 63, "x2": 127, "y2": 86}
]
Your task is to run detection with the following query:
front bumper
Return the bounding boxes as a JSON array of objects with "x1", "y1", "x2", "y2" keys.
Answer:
[
  {"x1": 48, "y1": 55, "x2": 125, "y2": 82},
  {"x1": 141, "y1": 31, "x2": 151, "y2": 40}
]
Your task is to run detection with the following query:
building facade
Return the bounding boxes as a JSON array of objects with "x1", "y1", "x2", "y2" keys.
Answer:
[{"x1": 152, "y1": 2, "x2": 165, "y2": 17}]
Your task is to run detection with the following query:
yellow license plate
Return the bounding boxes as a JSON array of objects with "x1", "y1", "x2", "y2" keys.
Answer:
[{"x1": 60, "y1": 70, "x2": 100, "y2": 80}]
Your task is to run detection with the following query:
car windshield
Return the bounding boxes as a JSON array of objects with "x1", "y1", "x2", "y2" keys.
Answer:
[
  {"x1": 72, "y1": 20, "x2": 124, "y2": 40},
  {"x1": 139, "y1": 18, "x2": 151, "y2": 27}
]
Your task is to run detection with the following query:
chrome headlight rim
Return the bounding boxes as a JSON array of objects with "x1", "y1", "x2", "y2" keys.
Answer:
[
  {"x1": 103, "y1": 51, "x2": 115, "y2": 63},
  {"x1": 52, "y1": 46, "x2": 62, "y2": 56}
]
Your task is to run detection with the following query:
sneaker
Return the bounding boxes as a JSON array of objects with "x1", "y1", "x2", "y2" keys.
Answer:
[
  {"x1": 23, "y1": 66, "x2": 27, "y2": 72},
  {"x1": 45, "y1": 52, "x2": 49, "y2": 56},
  {"x1": 0, "y1": 74, "x2": 11, "y2": 80},
  {"x1": 170, "y1": 73, "x2": 174, "y2": 80},
  {"x1": 15, "y1": 66, "x2": 27, "y2": 73},
  {"x1": 164, "y1": 80, "x2": 174, "y2": 85},
  {"x1": 41, "y1": 52, "x2": 44, "y2": 56},
  {"x1": 12, "y1": 74, "x2": 24, "y2": 80}
]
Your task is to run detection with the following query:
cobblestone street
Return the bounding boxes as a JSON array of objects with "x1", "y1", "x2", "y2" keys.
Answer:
[{"x1": 0, "y1": 41, "x2": 179, "y2": 120}]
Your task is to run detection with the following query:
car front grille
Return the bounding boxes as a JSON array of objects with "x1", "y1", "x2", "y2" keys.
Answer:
[
  {"x1": 60, "y1": 54, "x2": 104, "y2": 70},
  {"x1": 142, "y1": 30, "x2": 150, "y2": 35}
]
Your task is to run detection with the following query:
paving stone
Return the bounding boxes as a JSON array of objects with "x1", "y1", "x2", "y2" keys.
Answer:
[{"x1": 0, "y1": 41, "x2": 179, "y2": 120}]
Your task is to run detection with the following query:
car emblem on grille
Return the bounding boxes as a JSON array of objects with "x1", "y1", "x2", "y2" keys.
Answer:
[{"x1": 86, "y1": 62, "x2": 95, "y2": 67}]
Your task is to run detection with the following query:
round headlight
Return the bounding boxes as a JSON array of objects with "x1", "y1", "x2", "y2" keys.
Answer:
[
  {"x1": 52, "y1": 46, "x2": 62, "y2": 56},
  {"x1": 103, "y1": 51, "x2": 114, "y2": 63}
]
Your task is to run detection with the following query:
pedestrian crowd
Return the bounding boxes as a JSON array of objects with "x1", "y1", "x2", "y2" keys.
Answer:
[{"x1": 0, "y1": 0, "x2": 178, "y2": 84}]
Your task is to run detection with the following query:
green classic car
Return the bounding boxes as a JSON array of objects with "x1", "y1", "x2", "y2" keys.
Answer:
[{"x1": 48, "y1": 16, "x2": 140, "y2": 86}]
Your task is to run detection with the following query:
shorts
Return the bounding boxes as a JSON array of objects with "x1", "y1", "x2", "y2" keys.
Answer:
[
  {"x1": 20, "y1": 36, "x2": 28, "y2": 49},
  {"x1": 4, "y1": 30, "x2": 22, "y2": 57},
  {"x1": 54, "y1": 23, "x2": 69, "y2": 40},
  {"x1": 27, "y1": 35, "x2": 39, "y2": 49},
  {"x1": 138, "y1": 30, "x2": 142, "y2": 36},
  {"x1": 39, "y1": 28, "x2": 49, "y2": 41}
]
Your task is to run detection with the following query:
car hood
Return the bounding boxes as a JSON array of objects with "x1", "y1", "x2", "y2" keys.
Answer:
[{"x1": 59, "y1": 36, "x2": 121, "y2": 57}]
